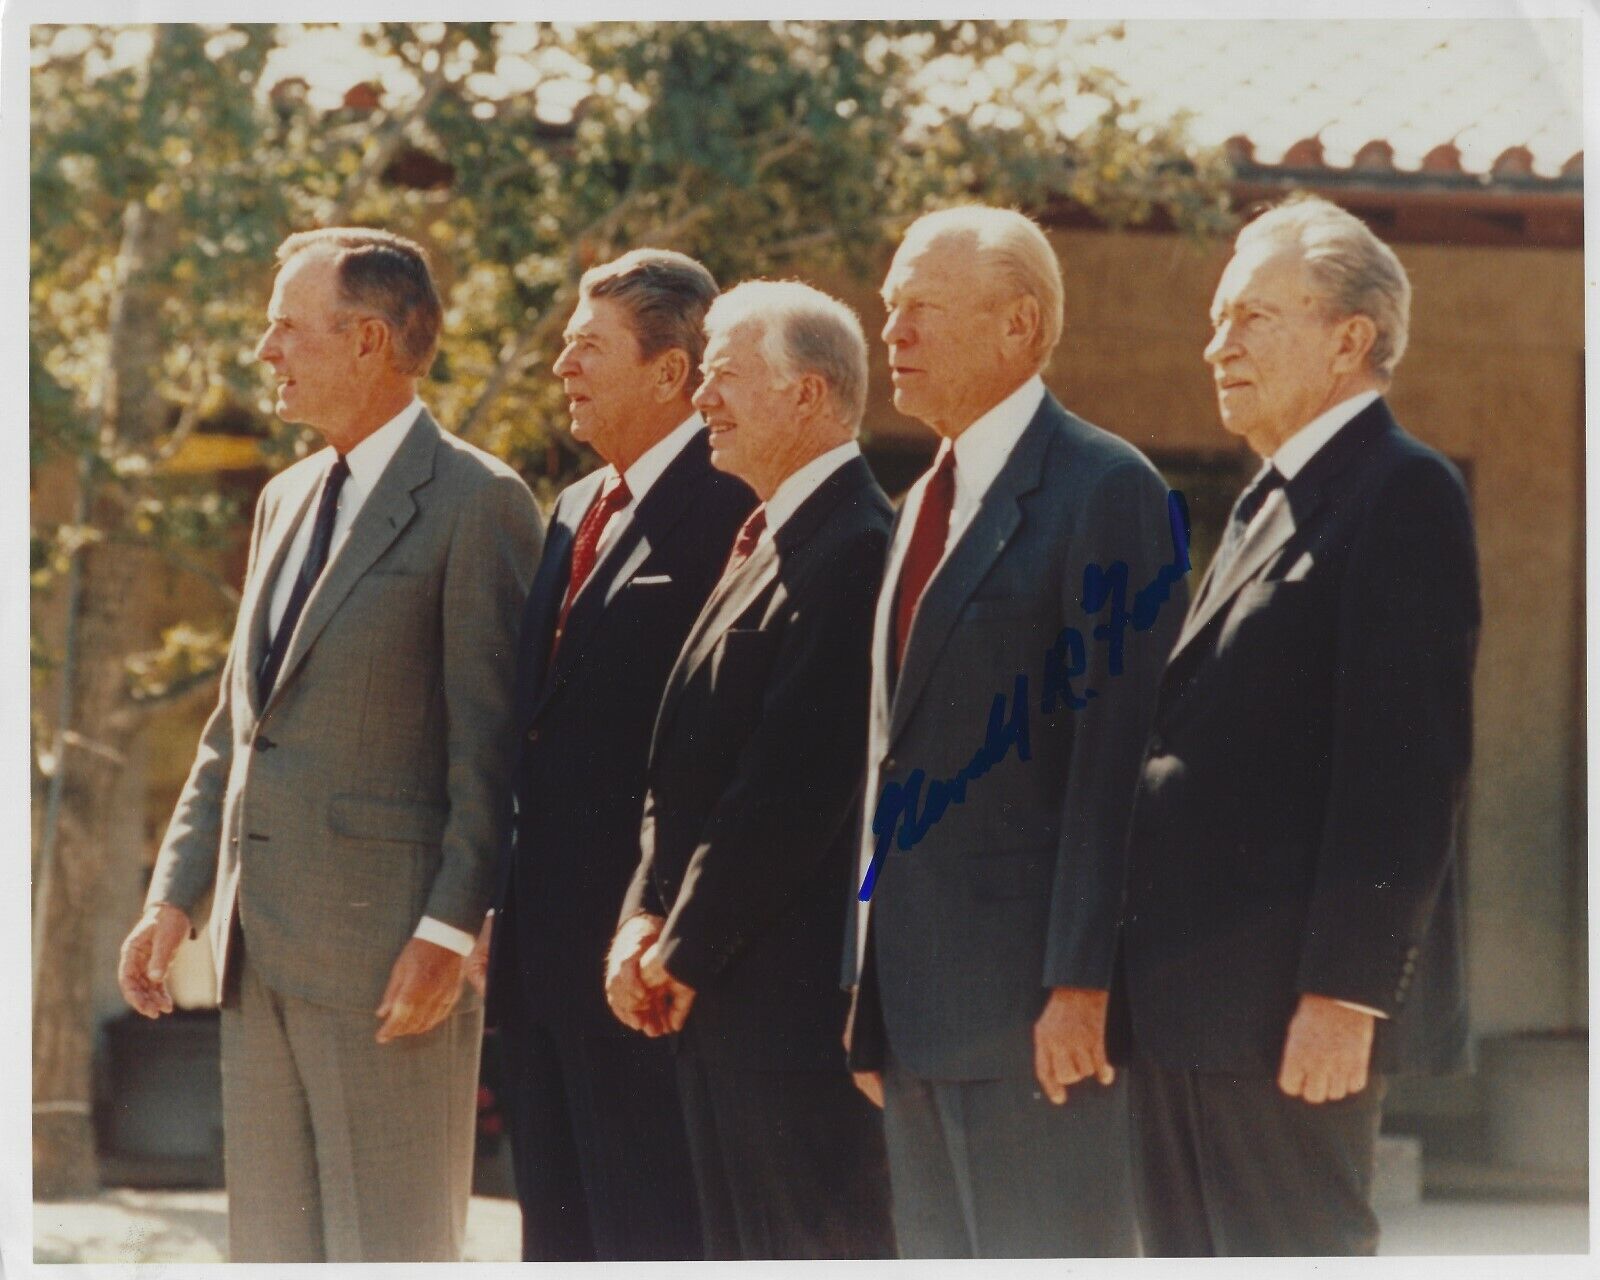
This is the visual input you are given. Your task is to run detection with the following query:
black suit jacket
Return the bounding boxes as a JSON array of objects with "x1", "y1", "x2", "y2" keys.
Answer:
[
  {"x1": 486, "y1": 428, "x2": 756, "y2": 1034},
  {"x1": 1112, "y1": 398, "x2": 1480, "y2": 1076},
  {"x1": 621, "y1": 454, "x2": 893, "y2": 1072}
]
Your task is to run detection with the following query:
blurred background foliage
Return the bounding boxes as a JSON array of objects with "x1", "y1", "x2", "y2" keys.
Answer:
[{"x1": 30, "y1": 20, "x2": 1231, "y2": 1194}]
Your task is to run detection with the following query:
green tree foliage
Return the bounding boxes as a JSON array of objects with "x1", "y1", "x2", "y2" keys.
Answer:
[{"x1": 29, "y1": 19, "x2": 1230, "y2": 1194}]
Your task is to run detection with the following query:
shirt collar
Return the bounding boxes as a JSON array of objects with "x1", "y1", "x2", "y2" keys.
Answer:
[
  {"x1": 341, "y1": 396, "x2": 425, "y2": 492},
  {"x1": 1270, "y1": 390, "x2": 1380, "y2": 480},
  {"x1": 948, "y1": 374, "x2": 1046, "y2": 496},
  {"x1": 612, "y1": 413, "x2": 704, "y2": 504},
  {"x1": 765, "y1": 441, "x2": 861, "y2": 534}
]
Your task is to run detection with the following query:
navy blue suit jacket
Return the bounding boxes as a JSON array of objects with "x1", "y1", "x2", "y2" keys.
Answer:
[
  {"x1": 486, "y1": 429, "x2": 756, "y2": 1035},
  {"x1": 1112, "y1": 398, "x2": 1479, "y2": 1076}
]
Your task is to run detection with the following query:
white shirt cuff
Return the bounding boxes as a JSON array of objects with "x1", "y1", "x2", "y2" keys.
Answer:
[
  {"x1": 414, "y1": 916, "x2": 476, "y2": 956},
  {"x1": 1334, "y1": 998, "x2": 1389, "y2": 1020}
]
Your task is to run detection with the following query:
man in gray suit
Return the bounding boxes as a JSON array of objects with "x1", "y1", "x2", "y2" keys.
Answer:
[
  {"x1": 843, "y1": 206, "x2": 1185, "y2": 1257},
  {"x1": 116, "y1": 228, "x2": 543, "y2": 1262}
]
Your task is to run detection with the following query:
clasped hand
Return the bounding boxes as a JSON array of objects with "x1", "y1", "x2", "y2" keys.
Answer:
[{"x1": 605, "y1": 913, "x2": 695, "y2": 1036}]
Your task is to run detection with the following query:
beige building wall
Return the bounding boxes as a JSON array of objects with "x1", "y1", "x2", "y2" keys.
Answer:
[{"x1": 841, "y1": 227, "x2": 1587, "y2": 1041}]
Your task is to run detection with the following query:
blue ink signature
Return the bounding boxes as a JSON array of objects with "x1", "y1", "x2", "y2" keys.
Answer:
[{"x1": 857, "y1": 489, "x2": 1190, "y2": 901}]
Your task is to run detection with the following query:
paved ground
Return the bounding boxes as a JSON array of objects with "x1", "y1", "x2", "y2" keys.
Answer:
[{"x1": 28, "y1": 1189, "x2": 1590, "y2": 1262}]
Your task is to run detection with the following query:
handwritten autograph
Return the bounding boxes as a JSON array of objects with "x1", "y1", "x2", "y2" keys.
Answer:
[{"x1": 857, "y1": 490, "x2": 1191, "y2": 902}]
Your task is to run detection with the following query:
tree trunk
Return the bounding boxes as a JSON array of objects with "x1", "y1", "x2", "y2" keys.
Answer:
[{"x1": 33, "y1": 196, "x2": 171, "y2": 1198}]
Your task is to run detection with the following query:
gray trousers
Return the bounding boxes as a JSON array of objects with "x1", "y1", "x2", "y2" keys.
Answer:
[
  {"x1": 881, "y1": 1056, "x2": 1137, "y2": 1258},
  {"x1": 219, "y1": 953, "x2": 482, "y2": 1262}
]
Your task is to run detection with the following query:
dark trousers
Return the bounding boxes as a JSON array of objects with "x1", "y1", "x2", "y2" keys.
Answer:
[
  {"x1": 498, "y1": 1014, "x2": 703, "y2": 1261},
  {"x1": 674, "y1": 1048, "x2": 896, "y2": 1260},
  {"x1": 880, "y1": 1057, "x2": 1137, "y2": 1258},
  {"x1": 1129, "y1": 1051, "x2": 1387, "y2": 1256}
]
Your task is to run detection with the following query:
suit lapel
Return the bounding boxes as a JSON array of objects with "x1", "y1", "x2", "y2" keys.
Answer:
[
  {"x1": 510, "y1": 478, "x2": 588, "y2": 730},
  {"x1": 536, "y1": 430, "x2": 716, "y2": 716},
  {"x1": 888, "y1": 399, "x2": 1055, "y2": 746},
  {"x1": 241, "y1": 465, "x2": 323, "y2": 718},
  {"x1": 261, "y1": 410, "x2": 440, "y2": 713},
  {"x1": 1168, "y1": 397, "x2": 1398, "y2": 664},
  {"x1": 657, "y1": 456, "x2": 873, "y2": 750}
]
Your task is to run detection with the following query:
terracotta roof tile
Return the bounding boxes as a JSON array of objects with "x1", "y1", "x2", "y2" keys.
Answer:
[{"x1": 1064, "y1": 19, "x2": 1580, "y2": 183}]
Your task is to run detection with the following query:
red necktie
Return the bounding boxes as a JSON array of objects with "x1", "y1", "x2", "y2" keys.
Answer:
[
  {"x1": 894, "y1": 446, "x2": 956, "y2": 668},
  {"x1": 550, "y1": 474, "x2": 632, "y2": 664},
  {"x1": 723, "y1": 506, "x2": 768, "y2": 577}
]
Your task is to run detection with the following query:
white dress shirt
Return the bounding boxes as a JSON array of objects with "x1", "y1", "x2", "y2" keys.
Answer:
[
  {"x1": 1234, "y1": 389, "x2": 1382, "y2": 545},
  {"x1": 760, "y1": 440, "x2": 862, "y2": 538},
  {"x1": 579, "y1": 413, "x2": 705, "y2": 591},
  {"x1": 883, "y1": 374, "x2": 1046, "y2": 597},
  {"x1": 264, "y1": 396, "x2": 476, "y2": 958}
]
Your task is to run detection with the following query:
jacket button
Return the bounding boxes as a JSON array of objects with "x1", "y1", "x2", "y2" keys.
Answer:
[
  {"x1": 883, "y1": 756, "x2": 897, "y2": 774},
  {"x1": 254, "y1": 735, "x2": 277, "y2": 753},
  {"x1": 1147, "y1": 732, "x2": 1165, "y2": 755},
  {"x1": 527, "y1": 728, "x2": 540, "y2": 744}
]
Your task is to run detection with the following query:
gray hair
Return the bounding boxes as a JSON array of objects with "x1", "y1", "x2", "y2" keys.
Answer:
[
  {"x1": 276, "y1": 227, "x2": 443, "y2": 376},
  {"x1": 705, "y1": 280, "x2": 869, "y2": 431},
  {"x1": 898, "y1": 205, "x2": 1065, "y2": 370},
  {"x1": 1235, "y1": 194, "x2": 1412, "y2": 380},
  {"x1": 580, "y1": 248, "x2": 719, "y2": 392}
]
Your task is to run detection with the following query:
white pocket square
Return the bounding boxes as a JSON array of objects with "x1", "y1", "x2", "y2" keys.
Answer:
[{"x1": 631, "y1": 574, "x2": 673, "y2": 586}]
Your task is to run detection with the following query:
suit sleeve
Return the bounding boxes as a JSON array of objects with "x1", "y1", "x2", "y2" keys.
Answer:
[
  {"x1": 423, "y1": 468, "x2": 545, "y2": 933},
  {"x1": 652, "y1": 524, "x2": 888, "y2": 990},
  {"x1": 1296, "y1": 455, "x2": 1480, "y2": 1012},
  {"x1": 1042, "y1": 460, "x2": 1186, "y2": 989},
  {"x1": 145, "y1": 481, "x2": 273, "y2": 915}
]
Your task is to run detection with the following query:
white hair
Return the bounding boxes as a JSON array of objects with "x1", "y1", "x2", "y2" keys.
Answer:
[
  {"x1": 1236, "y1": 194, "x2": 1412, "y2": 379},
  {"x1": 898, "y1": 205, "x2": 1065, "y2": 369},
  {"x1": 704, "y1": 280, "x2": 869, "y2": 430}
]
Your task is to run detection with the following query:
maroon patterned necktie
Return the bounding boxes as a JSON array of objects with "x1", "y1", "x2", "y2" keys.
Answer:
[
  {"x1": 550, "y1": 474, "x2": 632, "y2": 665},
  {"x1": 723, "y1": 505, "x2": 768, "y2": 577},
  {"x1": 893, "y1": 446, "x2": 957, "y2": 668}
]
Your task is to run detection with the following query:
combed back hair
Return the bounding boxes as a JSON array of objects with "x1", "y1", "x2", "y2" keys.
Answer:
[
  {"x1": 1235, "y1": 194, "x2": 1412, "y2": 379},
  {"x1": 276, "y1": 227, "x2": 443, "y2": 376},
  {"x1": 706, "y1": 280, "x2": 870, "y2": 432},
  {"x1": 897, "y1": 205, "x2": 1065, "y2": 370},
  {"x1": 580, "y1": 248, "x2": 720, "y2": 391}
]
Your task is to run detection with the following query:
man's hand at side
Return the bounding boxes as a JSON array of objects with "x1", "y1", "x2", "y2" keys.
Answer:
[
  {"x1": 639, "y1": 940, "x2": 696, "y2": 1036},
  {"x1": 118, "y1": 903, "x2": 192, "y2": 1018},
  {"x1": 375, "y1": 937, "x2": 464, "y2": 1044},
  {"x1": 606, "y1": 912, "x2": 668, "y2": 1034},
  {"x1": 1278, "y1": 993, "x2": 1375, "y2": 1103},
  {"x1": 1033, "y1": 986, "x2": 1115, "y2": 1105},
  {"x1": 464, "y1": 911, "x2": 493, "y2": 998}
]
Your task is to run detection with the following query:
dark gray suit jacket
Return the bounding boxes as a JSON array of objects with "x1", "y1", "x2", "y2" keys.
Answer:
[{"x1": 846, "y1": 392, "x2": 1185, "y2": 1080}]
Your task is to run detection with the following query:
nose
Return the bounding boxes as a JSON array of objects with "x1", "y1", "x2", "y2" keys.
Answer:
[
  {"x1": 552, "y1": 342, "x2": 578, "y2": 378},
  {"x1": 255, "y1": 327, "x2": 280, "y2": 366},
  {"x1": 1204, "y1": 319, "x2": 1235, "y2": 367},
  {"x1": 882, "y1": 307, "x2": 909, "y2": 348},
  {"x1": 691, "y1": 374, "x2": 719, "y2": 413}
]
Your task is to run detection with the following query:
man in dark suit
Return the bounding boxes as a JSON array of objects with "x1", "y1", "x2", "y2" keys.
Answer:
[
  {"x1": 1113, "y1": 194, "x2": 1480, "y2": 1256},
  {"x1": 605, "y1": 280, "x2": 895, "y2": 1260},
  {"x1": 843, "y1": 206, "x2": 1184, "y2": 1257},
  {"x1": 478, "y1": 249, "x2": 755, "y2": 1261}
]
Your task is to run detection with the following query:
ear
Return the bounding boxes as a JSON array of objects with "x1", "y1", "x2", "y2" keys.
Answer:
[
  {"x1": 1331, "y1": 313, "x2": 1378, "y2": 377},
  {"x1": 653, "y1": 348, "x2": 691, "y2": 402},
  {"x1": 356, "y1": 316, "x2": 391, "y2": 362},
  {"x1": 793, "y1": 370, "x2": 828, "y2": 416},
  {"x1": 1004, "y1": 294, "x2": 1042, "y2": 358}
]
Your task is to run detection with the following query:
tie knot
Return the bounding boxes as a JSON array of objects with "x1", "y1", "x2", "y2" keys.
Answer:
[
  {"x1": 328, "y1": 454, "x2": 351, "y2": 487},
  {"x1": 1236, "y1": 465, "x2": 1283, "y2": 525},
  {"x1": 601, "y1": 475, "x2": 632, "y2": 511}
]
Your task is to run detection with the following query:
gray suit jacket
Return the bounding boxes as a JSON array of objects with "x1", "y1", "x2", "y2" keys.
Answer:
[
  {"x1": 846, "y1": 392, "x2": 1185, "y2": 1080},
  {"x1": 147, "y1": 409, "x2": 544, "y2": 1013}
]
